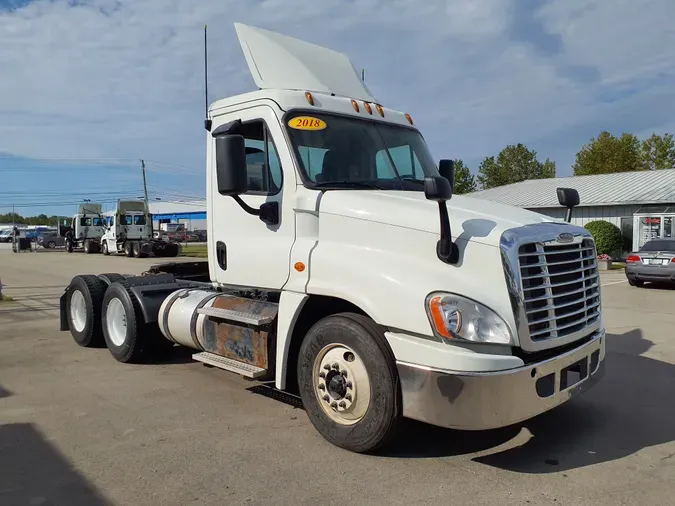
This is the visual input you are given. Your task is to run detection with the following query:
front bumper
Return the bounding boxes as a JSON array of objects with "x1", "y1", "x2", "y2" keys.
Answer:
[{"x1": 397, "y1": 329, "x2": 605, "y2": 430}]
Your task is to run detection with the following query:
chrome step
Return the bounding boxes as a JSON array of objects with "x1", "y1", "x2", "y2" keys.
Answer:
[
  {"x1": 197, "y1": 306, "x2": 274, "y2": 326},
  {"x1": 192, "y1": 352, "x2": 267, "y2": 379}
]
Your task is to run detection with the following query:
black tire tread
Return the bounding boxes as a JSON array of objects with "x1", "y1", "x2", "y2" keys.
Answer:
[
  {"x1": 297, "y1": 311, "x2": 402, "y2": 454},
  {"x1": 67, "y1": 274, "x2": 108, "y2": 347},
  {"x1": 102, "y1": 280, "x2": 149, "y2": 363}
]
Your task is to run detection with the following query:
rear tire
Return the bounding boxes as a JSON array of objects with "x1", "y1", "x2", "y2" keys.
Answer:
[
  {"x1": 65, "y1": 275, "x2": 108, "y2": 347},
  {"x1": 84, "y1": 240, "x2": 91, "y2": 254},
  {"x1": 124, "y1": 241, "x2": 134, "y2": 257},
  {"x1": 101, "y1": 281, "x2": 149, "y2": 363},
  {"x1": 47, "y1": 241, "x2": 56, "y2": 249},
  {"x1": 296, "y1": 312, "x2": 402, "y2": 453},
  {"x1": 132, "y1": 241, "x2": 141, "y2": 258}
]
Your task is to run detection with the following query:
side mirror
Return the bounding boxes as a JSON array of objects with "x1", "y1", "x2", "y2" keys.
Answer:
[
  {"x1": 557, "y1": 187, "x2": 579, "y2": 208},
  {"x1": 424, "y1": 176, "x2": 453, "y2": 202},
  {"x1": 438, "y1": 159, "x2": 454, "y2": 187},
  {"x1": 215, "y1": 135, "x2": 248, "y2": 196},
  {"x1": 557, "y1": 187, "x2": 579, "y2": 223}
]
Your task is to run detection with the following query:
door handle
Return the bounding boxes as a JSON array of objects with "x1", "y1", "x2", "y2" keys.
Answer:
[{"x1": 216, "y1": 241, "x2": 227, "y2": 270}]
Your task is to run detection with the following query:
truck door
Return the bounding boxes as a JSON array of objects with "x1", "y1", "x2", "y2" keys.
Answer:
[{"x1": 208, "y1": 105, "x2": 296, "y2": 290}]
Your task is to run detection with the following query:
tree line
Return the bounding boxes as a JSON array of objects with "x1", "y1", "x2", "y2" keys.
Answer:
[
  {"x1": 0, "y1": 213, "x2": 63, "y2": 226},
  {"x1": 452, "y1": 131, "x2": 675, "y2": 194}
]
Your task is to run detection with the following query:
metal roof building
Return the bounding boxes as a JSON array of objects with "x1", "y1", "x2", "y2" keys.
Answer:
[
  {"x1": 148, "y1": 200, "x2": 206, "y2": 230},
  {"x1": 470, "y1": 169, "x2": 675, "y2": 252}
]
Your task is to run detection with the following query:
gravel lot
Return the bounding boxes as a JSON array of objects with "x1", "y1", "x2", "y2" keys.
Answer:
[{"x1": 1, "y1": 246, "x2": 674, "y2": 505}]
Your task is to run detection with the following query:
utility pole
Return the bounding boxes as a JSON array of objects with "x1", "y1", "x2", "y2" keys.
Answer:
[{"x1": 141, "y1": 159, "x2": 149, "y2": 211}]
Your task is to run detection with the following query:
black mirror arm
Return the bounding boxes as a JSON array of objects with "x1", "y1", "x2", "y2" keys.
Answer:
[
  {"x1": 565, "y1": 207, "x2": 573, "y2": 223},
  {"x1": 232, "y1": 196, "x2": 279, "y2": 226},
  {"x1": 232, "y1": 195, "x2": 260, "y2": 216},
  {"x1": 436, "y1": 201, "x2": 460, "y2": 264}
]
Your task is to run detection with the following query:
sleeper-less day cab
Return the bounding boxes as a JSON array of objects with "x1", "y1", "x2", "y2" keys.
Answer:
[{"x1": 59, "y1": 23, "x2": 605, "y2": 453}]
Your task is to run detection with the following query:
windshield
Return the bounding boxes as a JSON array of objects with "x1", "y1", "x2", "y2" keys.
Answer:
[
  {"x1": 285, "y1": 112, "x2": 440, "y2": 190},
  {"x1": 641, "y1": 239, "x2": 675, "y2": 252}
]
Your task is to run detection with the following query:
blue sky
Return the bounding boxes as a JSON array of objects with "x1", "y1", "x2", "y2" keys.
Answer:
[{"x1": 1, "y1": 0, "x2": 675, "y2": 217}]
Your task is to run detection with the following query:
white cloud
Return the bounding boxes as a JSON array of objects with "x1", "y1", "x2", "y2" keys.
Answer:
[{"x1": 1, "y1": 0, "x2": 674, "y2": 187}]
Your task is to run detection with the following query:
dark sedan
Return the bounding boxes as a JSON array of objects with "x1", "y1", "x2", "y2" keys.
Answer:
[{"x1": 625, "y1": 239, "x2": 675, "y2": 287}]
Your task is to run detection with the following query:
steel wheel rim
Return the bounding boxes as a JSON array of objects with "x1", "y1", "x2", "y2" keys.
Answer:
[
  {"x1": 312, "y1": 343, "x2": 371, "y2": 425},
  {"x1": 69, "y1": 290, "x2": 87, "y2": 333},
  {"x1": 106, "y1": 298, "x2": 127, "y2": 347}
]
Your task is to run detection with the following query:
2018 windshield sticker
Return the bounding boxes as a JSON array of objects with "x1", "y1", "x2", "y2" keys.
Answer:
[{"x1": 288, "y1": 116, "x2": 327, "y2": 131}]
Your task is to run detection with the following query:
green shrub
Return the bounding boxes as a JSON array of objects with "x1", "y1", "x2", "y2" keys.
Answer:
[{"x1": 584, "y1": 220, "x2": 623, "y2": 257}]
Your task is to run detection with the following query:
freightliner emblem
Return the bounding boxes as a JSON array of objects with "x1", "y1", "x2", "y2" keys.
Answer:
[{"x1": 556, "y1": 233, "x2": 574, "y2": 243}]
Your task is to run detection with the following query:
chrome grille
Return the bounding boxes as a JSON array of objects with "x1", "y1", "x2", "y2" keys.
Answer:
[{"x1": 518, "y1": 238, "x2": 600, "y2": 341}]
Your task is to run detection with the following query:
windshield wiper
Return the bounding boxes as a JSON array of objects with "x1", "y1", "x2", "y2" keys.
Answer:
[{"x1": 313, "y1": 181, "x2": 384, "y2": 190}]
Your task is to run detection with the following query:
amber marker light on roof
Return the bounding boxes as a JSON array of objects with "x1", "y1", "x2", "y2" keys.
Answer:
[
  {"x1": 351, "y1": 99, "x2": 359, "y2": 112},
  {"x1": 363, "y1": 102, "x2": 372, "y2": 114},
  {"x1": 375, "y1": 104, "x2": 384, "y2": 117},
  {"x1": 405, "y1": 113, "x2": 413, "y2": 125},
  {"x1": 305, "y1": 92, "x2": 314, "y2": 105}
]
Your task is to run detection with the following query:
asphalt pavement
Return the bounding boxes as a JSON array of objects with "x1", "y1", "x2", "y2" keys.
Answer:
[{"x1": 1, "y1": 247, "x2": 674, "y2": 505}]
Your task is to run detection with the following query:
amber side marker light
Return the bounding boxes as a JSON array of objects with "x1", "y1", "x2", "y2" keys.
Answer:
[
  {"x1": 294, "y1": 262, "x2": 306, "y2": 272},
  {"x1": 405, "y1": 113, "x2": 413, "y2": 125},
  {"x1": 428, "y1": 296, "x2": 452, "y2": 340},
  {"x1": 351, "y1": 99, "x2": 359, "y2": 112},
  {"x1": 375, "y1": 104, "x2": 384, "y2": 117},
  {"x1": 305, "y1": 92, "x2": 314, "y2": 105}
]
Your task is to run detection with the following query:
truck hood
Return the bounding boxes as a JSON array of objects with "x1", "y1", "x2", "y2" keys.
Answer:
[{"x1": 318, "y1": 190, "x2": 559, "y2": 247}]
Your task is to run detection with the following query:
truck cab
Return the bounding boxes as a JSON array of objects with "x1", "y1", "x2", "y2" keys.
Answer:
[
  {"x1": 62, "y1": 203, "x2": 106, "y2": 253},
  {"x1": 60, "y1": 23, "x2": 605, "y2": 453},
  {"x1": 100, "y1": 200, "x2": 178, "y2": 258}
]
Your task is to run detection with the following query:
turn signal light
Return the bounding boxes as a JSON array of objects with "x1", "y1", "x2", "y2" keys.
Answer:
[
  {"x1": 625, "y1": 255, "x2": 641, "y2": 263},
  {"x1": 428, "y1": 296, "x2": 453, "y2": 340},
  {"x1": 351, "y1": 99, "x2": 359, "y2": 112},
  {"x1": 405, "y1": 113, "x2": 413, "y2": 125},
  {"x1": 305, "y1": 92, "x2": 314, "y2": 105}
]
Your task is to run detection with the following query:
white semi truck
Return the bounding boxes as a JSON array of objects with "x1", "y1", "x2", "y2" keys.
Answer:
[
  {"x1": 63, "y1": 203, "x2": 106, "y2": 254},
  {"x1": 59, "y1": 23, "x2": 605, "y2": 453},
  {"x1": 100, "y1": 200, "x2": 179, "y2": 258}
]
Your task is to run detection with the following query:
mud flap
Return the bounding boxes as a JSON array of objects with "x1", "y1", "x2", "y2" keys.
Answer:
[{"x1": 59, "y1": 290, "x2": 70, "y2": 331}]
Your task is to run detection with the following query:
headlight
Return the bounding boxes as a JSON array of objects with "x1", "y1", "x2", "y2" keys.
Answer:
[{"x1": 425, "y1": 292, "x2": 513, "y2": 345}]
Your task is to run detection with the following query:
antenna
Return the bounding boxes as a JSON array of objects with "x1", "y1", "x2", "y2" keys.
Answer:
[
  {"x1": 361, "y1": 68, "x2": 365, "y2": 82},
  {"x1": 204, "y1": 24, "x2": 212, "y2": 131}
]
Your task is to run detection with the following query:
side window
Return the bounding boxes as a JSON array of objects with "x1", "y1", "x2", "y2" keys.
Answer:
[
  {"x1": 240, "y1": 120, "x2": 283, "y2": 195},
  {"x1": 134, "y1": 215, "x2": 146, "y2": 226},
  {"x1": 376, "y1": 145, "x2": 423, "y2": 179}
]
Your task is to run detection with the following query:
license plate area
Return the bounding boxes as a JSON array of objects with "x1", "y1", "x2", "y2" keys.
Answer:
[{"x1": 560, "y1": 357, "x2": 589, "y2": 391}]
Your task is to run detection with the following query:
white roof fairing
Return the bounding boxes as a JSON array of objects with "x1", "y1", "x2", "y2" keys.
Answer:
[
  {"x1": 234, "y1": 23, "x2": 376, "y2": 103},
  {"x1": 470, "y1": 169, "x2": 675, "y2": 208}
]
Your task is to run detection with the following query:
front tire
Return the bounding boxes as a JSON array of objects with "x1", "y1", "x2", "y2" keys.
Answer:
[
  {"x1": 84, "y1": 240, "x2": 91, "y2": 254},
  {"x1": 297, "y1": 313, "x2": 401, "y2": 453},
  {"x1": 102, "y1": 240, "x2": 110, "y2": 256},
  {"x1": 65, "y1": 275, "x2": 108, "y2": 347}
]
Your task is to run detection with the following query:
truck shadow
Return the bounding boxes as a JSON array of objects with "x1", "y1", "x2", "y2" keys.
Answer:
[
  {"x1": 0, "y1": 423, "x2": 112, "y2": 505},
  {"x1": 383, "y1": 329, "x2": 675, "y2": 472}
]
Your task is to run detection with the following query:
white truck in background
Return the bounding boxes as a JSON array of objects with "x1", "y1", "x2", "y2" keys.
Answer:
[
  {"x1": 63, "y1": 203, "x2": 106, "y2": 254},
  {"x1": 59, "y1": 23, "x2": 605, "y2": 453},
  {"x1": 100, "y1": 200, "x2": 180, "y2": 258}
]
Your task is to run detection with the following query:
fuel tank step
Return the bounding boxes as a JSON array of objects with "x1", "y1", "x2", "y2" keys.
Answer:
[
  {"x1": 192, "y1": 352, "x2": 267, "y2": 379},
  {"x1": 197, "y1": 306, "x2": 275, "y2": 326}
]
